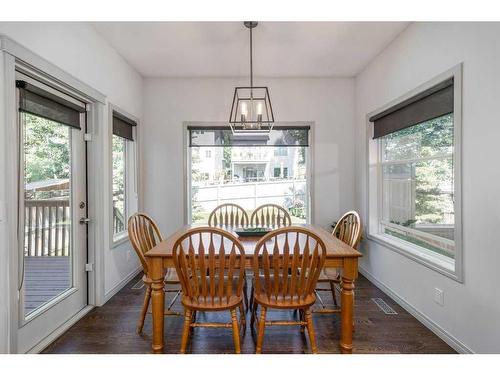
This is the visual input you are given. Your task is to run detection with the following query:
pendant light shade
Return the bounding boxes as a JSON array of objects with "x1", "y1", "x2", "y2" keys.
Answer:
[{"x1": 229, "y1": 22, "x2": 274, "y2": 135}]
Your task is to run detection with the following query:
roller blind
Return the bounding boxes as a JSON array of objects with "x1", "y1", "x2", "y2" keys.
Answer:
[
  {"x1": 188, "y1": 126, "x2": 310, "y2": 147},
  {"x1": 369, "y1": 78, "x2": 454, "y2": 139},
  {"x1": 113, "y1": 111, "x2": 137, "y2": 141},
  {"x1": 16, "y1": 80, "x2": 86, "y2": 129}
]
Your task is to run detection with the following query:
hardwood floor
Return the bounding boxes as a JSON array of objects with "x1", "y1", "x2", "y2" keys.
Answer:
[{"x1": 42, "y1": 274, "x2": 455, "y2": 354}]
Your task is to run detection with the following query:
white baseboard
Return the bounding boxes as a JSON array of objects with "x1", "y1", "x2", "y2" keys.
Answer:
[
  {"x1": 103, "y1": 266, "x2": 142, "y2": 304},
  {"x1": 359, "y1": 266, "x2": 473, "y2": 354},
  {"x1": 27, "y1": 305, "x2": 94, "y2": 353}
]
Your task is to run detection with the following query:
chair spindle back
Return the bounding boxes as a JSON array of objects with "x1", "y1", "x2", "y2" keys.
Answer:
[
  {"x1": 173, "y1": 227, "x2": 245, "y2": 306},
  {"x1": 253, "y1": 227, "x2": 326, "y2": 304},
  {"x1": 128, "y1": 213, "x2": 163, "y2": 274},
  {"x1": 333, "y1": 211, "x2": 362, "y2": 248},
  {"x1": 250, "y1": 204, "x2": 292, "y2": 228},
  {"x1": 208, "y1": 203, "x2": 249, "y2": 228}
]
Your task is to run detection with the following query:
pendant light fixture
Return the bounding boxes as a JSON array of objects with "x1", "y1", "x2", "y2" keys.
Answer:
[{"x1": 229, "y1": 21, "x2": 274, "y2": 135}]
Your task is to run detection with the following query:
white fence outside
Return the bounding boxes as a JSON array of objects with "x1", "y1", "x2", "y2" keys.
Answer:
[{"x1": 192, "y1": 179, "x2": 307, "y2": 216}]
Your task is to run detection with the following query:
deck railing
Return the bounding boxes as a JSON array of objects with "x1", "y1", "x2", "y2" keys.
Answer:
[
  {"x1": 113, "y1": 205, "x2": 125, "y2": 234},
  {"x1": 24, "y1": 199, "x2": 70, "y2": 257}
]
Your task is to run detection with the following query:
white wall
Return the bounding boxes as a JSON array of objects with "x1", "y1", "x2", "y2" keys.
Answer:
[
  {"x1": 142, "y1": 77, "x2": 355, "y2": 235},
  {"x1": 355, "y1": 22, "x2": 500, "y2": 353},
  {"x1": 0, "y1": 22, "x2": 144, "y2": 352}
]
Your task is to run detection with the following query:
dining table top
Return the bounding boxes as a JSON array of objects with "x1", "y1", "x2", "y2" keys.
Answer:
[{"x1": 145, "y1": 224, "x2": 362, "y2": 259}]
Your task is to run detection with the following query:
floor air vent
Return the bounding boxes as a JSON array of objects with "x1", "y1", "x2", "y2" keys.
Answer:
[
  {"x1": 131, "y1": 280, "x2": 144, "y2": 290},
  {"x1": 371, "y1": 298, "x2": 398, "y2": 315}
]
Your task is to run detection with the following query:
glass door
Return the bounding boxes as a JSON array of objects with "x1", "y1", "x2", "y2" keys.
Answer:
[{"x1": 16, "y1": 73, "x2": 88, "y2": 353}]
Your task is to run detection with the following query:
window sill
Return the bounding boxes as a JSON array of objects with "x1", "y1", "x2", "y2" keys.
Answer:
[
  {"x1": 112, "y1": 232, "x2": 129, "y2": 248},
  {"x1": 366, "y1": 232, "x2": 462, "y2": 283}
]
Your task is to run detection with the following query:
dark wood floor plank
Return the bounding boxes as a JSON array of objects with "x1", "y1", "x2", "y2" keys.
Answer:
[{"x1": 42, "y1": 274, "x2": 455, "y2": 354}]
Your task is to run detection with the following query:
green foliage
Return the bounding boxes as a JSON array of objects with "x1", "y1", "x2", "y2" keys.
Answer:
[
  {"x1": 383, "y1": 114, "x2": 454, "y2": 226},
  {"x1": 112, "y1": 135, "x2": 126, "y2": 224},
  {"x1": 24, "y1": 114, "x2": 70, "y2": 184},
  {"x1": 190, "y1": 148, "x2": 204, "y2": 222},
  {"x1": 222, "y1": 133, "x2": 232, "y2": 181}
]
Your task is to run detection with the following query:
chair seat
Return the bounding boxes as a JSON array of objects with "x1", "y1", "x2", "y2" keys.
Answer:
[
  {"x1": 181, "y1": 276, "x2": 243, "y2": 311},
  {"x1": 318, "y1": 267, "x2": 340, "y2": 281},
  {"x1": 254, "y1": 293, "x2": 316, "y2": 309},
  {"x1": 252, "y1": 276, "x2": 316, "y2": 309},
  {"x1": 181, "y1": 295, "x2": 243, "y2": 311}
]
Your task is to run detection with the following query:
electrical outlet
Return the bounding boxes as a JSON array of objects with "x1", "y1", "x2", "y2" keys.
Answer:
[
  {"x1": 126, "y1": 250, "x2": 131, "y2": 262},
  {"x1": 434, "y1": 288, "x2": 444, "y2": 306}
]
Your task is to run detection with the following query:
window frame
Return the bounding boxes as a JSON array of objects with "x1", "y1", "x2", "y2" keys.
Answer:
[
  {"x1": 183, "y1": 122, "x2": 314, "y2": 225},
  {"x1": 109, "y1": 105, "x2": 139, "y2": 247},
  {"x1": 365, "y1": 64, "x2": 463, "y2": 282}
]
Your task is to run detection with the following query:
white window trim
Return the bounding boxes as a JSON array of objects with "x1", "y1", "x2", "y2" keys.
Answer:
[
  {"x1": 183, "y1": 121, "x2": 315, "y2": 225},
  {"x1": 365, "y1": 64, "x2": 463, "y2": 282},
  {"x1": 109, "y1": 105, "x2": 139, "y2": 247}
]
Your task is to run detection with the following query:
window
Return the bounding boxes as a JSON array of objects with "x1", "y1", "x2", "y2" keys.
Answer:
[
  {"x1": 367, "y1": 67, "x2": 462, "y2": 280},
  {"x1": 112, "y1": 135, "x2": 126, "y2": 236},
  {"x1": 380, "y1": 114, "x2": 454, "y2": 257},
  {"x1": 111, "y1": 110, "x2": 138, "y2": 242},
  {"x1": 187, "y1": 125, "x2": 311, "y2": 224},
  {"x1": 274, "y1": 148, "x2": 288, "y2": 156},
  {"x1": 273, "y1": 167, "x2": 288, "y2": 179}
]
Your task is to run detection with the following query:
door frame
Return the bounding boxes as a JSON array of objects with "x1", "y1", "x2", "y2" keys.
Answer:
[{"x1": 0, "y1": 35, "x2": 107, "y2": 353}]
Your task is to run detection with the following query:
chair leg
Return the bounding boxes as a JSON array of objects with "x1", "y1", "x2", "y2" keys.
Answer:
[
  {"x1": 299, "y1": 309, "x2": 305, "y2": 333},
  {"x1": 329, "y1": 280, "x2": 339, "y2": 306},
  {"x1": 314, "y1": 289, "x2": 327, "y2": 309},
  {"x1": 180, "y1": 309, "x2": 192, "y2": 354},
  {"x1": 239, "y1": 303, "x2": 246, "y2": 333},
  {"x1": 250, "y1": 301, "x2": 258, "y2": 332},
  {"x1": 166, "y1": 290, "x2": 181, "y2": 311},
  {"x1": 305, "y1": 308, "x2": 318, "y2": 354},
  {"x1": 136, "y1": 285, "x2": 151, "y2": 334},
  {"x1": 255, "y1": 306, "x2": 267, "y2": 354},
  {"x1": 190, "y1": 311, "x2": 197, "y2": 335},
  {"x1": 243, "y1": 279, "x2": 249, "y2": 312},
  {"x1": 230, "y1": 309, "x2": 241, "y2": 354},
  {"x1": 249, "y1": 283, "x2": 255, "y2": 312}
]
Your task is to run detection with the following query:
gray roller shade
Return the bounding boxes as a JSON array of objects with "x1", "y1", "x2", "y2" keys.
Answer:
[
  {"x1": 17, "y1": 80, "x2": 85, "y2": 129},
  {"x1": 369, "y1": 78, "x2": 454, "y2": 139},
  {"x1": 113, "y1": 111, "x2": 137, "y2": 141}
]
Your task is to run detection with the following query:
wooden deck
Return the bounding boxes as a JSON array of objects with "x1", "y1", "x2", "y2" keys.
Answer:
[{"x1": 24, "y1": 256, "x2": 71, "y2": 315}]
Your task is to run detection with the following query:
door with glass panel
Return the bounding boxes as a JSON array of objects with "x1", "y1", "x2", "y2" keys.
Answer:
[{"x1": 16, "y1": 73, "x2": 88, "y2": 353}]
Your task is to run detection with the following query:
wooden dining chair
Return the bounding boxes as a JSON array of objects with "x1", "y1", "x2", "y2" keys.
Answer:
[
  {"x1": 208, "y1": 203, "x2": 249, "y2": 228},
  {"x1": 128, "y1": 213, "x2": 182, "y2": 334},
  {"x1": 250, "y1": 204, "x2": 292, "y2": 228},
  {"x1": 208, "y1": 203, "x2": 250, "y2": 310},
  {"x1": 250, "y1": 227, "x2": 326, "y2": 354},
  {"x1": 173, "y1": 227, "x2": 246, "y2": 354},
  {"x1": 315, "y1": 210, "x2": 362, "y2": 313}
]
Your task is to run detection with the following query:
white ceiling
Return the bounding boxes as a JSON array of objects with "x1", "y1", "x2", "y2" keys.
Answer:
[{"x1": 91, "y1": 22, "x2": 409, "y2": 78}]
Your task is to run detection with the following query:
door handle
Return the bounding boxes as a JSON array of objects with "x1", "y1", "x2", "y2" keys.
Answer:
[{"x1": 79, "y1": 217, "x2": 91, "y2": 224}]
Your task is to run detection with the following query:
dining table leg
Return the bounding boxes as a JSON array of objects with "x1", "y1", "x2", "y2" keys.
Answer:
[
  {"x1": 150, "y1": 257, "x2": 165, "y2": 353},
  {"x1": 340, "y1": 258, "x2": 357, "y2": 354}
]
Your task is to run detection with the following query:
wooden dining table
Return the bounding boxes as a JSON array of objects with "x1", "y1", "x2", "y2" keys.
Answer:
[{"x1": 145, "y1": 224, "x2": 362, "y2": 354}]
